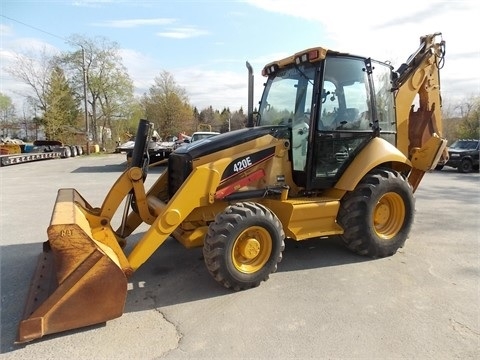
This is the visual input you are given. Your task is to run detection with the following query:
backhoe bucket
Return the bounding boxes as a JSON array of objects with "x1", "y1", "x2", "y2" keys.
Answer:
[{"x1": 17, "y1": 188, "x2": 128, "y2": 343}]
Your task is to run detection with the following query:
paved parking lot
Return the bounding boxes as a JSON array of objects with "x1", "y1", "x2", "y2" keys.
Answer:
[{"x1": 1, "y1": 154, "x2": 479, "y2": 359}]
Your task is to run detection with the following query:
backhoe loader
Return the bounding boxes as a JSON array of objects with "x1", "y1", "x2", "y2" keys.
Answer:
[{"x1": 17, "y1": 33, "x2": 447, "y2": 343}]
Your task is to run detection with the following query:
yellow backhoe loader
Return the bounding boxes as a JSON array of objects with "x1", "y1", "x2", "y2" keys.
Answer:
[{"x1": 17, "y1": 33, "x2": 448, "y2": 343}]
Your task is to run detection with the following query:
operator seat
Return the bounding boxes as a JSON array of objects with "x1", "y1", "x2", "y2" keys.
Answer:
[
  {"x1": 345, "y1": 108, "x2": 359, "y2": 121},
  {"x1": 335, "y1": 108, "x2": 359, "y2": 128}
]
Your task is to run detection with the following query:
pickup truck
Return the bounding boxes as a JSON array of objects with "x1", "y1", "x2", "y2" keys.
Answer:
[{"x1": 443, "y1": 139, "x2": 480, "y2": 173}]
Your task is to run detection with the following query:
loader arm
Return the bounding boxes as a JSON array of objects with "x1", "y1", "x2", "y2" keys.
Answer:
[{"x1": 127, "y1": 164, "x2": 223, "y2": 270}]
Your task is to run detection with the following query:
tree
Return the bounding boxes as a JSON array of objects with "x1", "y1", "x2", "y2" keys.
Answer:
[
  {"x1": 114, "y1": 101, "x2": 146, "y2": 142},
  {"x1": 231, "y1": 107, "x2": 247, "y2": 130},
  {"x1": 216, "y1": 107, "x2": 246, "y2": 132},
  {"x1": 18, "y1": 103, "x2": 40, "y2": 141},
  {"x1": 62, "y1": 35, "x2": 136, "y2": 149},
  {"x1": 456, "y1": 96, "x2": 480, "y2": 139},
  {"x1": 443, "y1": 96, "x2": 480, "y2": 142},
  {"x1": 218, "y1": 107, "x2": 231, "y2": 132},
  {"x1": 198, "y1": 106, "x2": 220, "y2": 131},
  {"x1": 5, "y1": 47, "x2": 54, "y2": 114},
  {"x1": 0, "y1": 93, "x2": 16, "y2": 138},
  {"x1": 43, "y1": 66, "x2": 79, "y2": 141},
  {"x1": 142, "y1": 71, "x2": 195, "y2": 139}
]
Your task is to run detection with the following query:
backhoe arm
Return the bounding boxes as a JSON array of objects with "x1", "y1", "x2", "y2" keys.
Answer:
[{"x1": 394, "y1": 33, "x2": 448, "y2": 191}]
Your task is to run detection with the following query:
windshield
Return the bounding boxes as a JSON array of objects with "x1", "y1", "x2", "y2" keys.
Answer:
[
  {"x1": 258, "y1": 63, "x2": 316, "y2": 127},
  {"x1": 450, "y1": 140, "x2": 479, "y2": 150}
]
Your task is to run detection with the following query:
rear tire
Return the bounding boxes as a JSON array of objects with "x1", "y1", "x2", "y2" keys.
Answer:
[
  {"x1": 203, "y1": 202, "x2": 285, "y2": 291},
  {"x1": 61, "y1": 146, "x2": 71, "y2": 158},
  {"x1": 457, "y1": 159, "x2": 473, "y2": 173},
  {"x1": 338, "y1": 168, "x2": 414, "y2": 258}
]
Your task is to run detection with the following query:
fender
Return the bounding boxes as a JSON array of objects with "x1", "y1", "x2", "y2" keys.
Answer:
[{"x1": 335, "y1": 137, "x2": 412, "y2": 191}]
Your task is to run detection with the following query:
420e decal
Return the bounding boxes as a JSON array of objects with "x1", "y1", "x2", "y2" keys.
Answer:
[{"x1": 221, "y1": 147, "x2": 275, "y2": 181}]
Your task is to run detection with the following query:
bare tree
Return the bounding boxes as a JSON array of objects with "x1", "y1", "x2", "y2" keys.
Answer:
[
  {"x1": 4, "y1": 47, "x2": 55, "y2": 114},
  {"x1": 456, "y1": 97, "x2": 480, "y2": 139},
  {"x1": 440, "y1": 95, "x2": 480, "y2": 144}
]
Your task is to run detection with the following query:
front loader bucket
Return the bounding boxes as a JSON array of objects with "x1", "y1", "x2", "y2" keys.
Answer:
[{"x1": 17, "y1": 188, "x2": 128, "y2": 343}]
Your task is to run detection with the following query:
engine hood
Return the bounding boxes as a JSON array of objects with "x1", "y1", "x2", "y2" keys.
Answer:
[
  {"x1": 449, "y1": 149, "x2": 472, "y2": 154},
  {"x1": 173, "y1": 126, "x2": 288, "y2": 160}
]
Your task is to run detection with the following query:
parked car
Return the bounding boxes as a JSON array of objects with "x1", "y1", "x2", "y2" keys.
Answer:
[
  {"x1": 442, "y1": 139, "x2": 479, "y2": 173},
  {"x1": 174, "y1": 131, "x2": 220, "y2": 151},
  {"x1": 125, "y1": 135, "x2": 178, "y2": 165},
  {"x1": 189, "y1": 131, "x2": 220, "y2": 142},
  {"x1": 115, "y1": 137, "x2": 136, "y2": 153}
]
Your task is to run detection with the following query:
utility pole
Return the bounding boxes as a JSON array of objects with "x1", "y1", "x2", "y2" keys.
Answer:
[{"x1": 82, "y1": 46, "x2": 90, "y2": 155}]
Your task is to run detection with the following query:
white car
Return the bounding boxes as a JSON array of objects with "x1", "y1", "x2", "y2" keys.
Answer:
[
  {"x1": 189, "y1": 131, "x2": 220, "y2": 142},
  {"x1": 174, "y1": 131, "x2": 220, "y2": 150}
]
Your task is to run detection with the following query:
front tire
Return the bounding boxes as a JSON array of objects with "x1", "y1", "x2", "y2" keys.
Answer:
[
  {"x1": 338, "y1": 168, "x2": 414, "y2": 258},
  {"x1": 203, "y1": 202, "x2": 285, "y2": 291}
]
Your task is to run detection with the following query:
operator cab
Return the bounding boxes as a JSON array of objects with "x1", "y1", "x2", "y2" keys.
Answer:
[{"x1": 257, "y1": 49, "x2": 396, "y2": 190}]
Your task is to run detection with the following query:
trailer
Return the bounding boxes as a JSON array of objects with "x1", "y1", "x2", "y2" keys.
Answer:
[
  {"x1": 0, "y1": 151, "x2": 62, "y2": 167},
  {"x1": 0, "y1": 140, "x2": 80, "y2": 167}
]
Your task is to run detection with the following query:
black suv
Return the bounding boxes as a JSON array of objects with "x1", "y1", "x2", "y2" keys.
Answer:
[{"x1": 443, "y1": 139, "x2": 480, "y2": 173}]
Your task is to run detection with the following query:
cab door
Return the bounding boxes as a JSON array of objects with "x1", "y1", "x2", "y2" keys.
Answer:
[{"x1": 307, "y1": 56, "x2": 373, "y2": 189}]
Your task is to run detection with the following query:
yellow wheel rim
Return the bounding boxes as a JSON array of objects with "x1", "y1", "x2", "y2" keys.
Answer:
[
  {"x1": 232, "y1": 226, "x2": 272, "y2": 273},
  {"x1": 374, "y1": 192, "x2": 405, "y2": 239}
]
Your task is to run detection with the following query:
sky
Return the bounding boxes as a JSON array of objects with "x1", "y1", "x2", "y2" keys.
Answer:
[{"x1": 1, "y1": 0, "x2": 479, "y2": 115}]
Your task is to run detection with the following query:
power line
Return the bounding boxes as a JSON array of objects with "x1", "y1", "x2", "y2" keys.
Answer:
[
  {"x1": 1, "y1": 15, "x2": 90, "y2": 154},
  {"x1": 0, "y1": 14, "x2": 67, "y2": 43}
]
